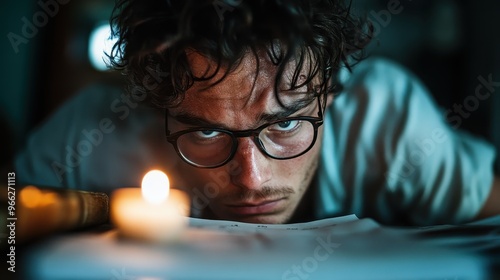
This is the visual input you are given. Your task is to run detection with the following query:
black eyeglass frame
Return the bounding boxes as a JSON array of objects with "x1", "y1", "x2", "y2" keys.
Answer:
[{"x1": 165, "y1": 95, "x2": 326, "y2": 168}]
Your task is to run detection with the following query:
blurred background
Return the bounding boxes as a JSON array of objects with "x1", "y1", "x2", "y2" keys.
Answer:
[{"x1": 0, "y1": 0, "x2": 499, "y2": 172}]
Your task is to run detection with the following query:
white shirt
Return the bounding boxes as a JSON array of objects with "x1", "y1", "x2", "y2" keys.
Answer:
[
  {"x1": 317, "y1": 58, "x2": 495, "y2": 225},
  {"x1": 14, "y1": 58, "x2": 496, "y2": 225}
]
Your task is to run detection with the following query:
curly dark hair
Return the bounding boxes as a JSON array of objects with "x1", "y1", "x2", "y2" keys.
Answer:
[{"x1": 108, "y1": 0, "x2": 372, "y2": 108}]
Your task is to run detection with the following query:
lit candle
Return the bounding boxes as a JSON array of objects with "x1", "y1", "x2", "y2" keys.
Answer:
[{"x1": 110, "y1": 170, "x2": 190, "y2": 242}]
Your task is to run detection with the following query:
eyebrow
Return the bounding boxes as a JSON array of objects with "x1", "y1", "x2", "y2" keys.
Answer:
[{"x1": 169, "y1": 98, "x2": 316, "y2": 129}]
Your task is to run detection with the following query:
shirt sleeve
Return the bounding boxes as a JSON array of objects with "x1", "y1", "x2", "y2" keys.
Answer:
[
  {"x1": 13, "y1": 84, "x2": 178, "y2": 192},
  {"x1": 317, "y1": 58, "x2": 496, "y2": 225}
]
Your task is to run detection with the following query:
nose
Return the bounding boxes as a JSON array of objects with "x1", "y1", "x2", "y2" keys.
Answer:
[{"x1": 229, "y1": 137, "x2": 272, "y2": 190}]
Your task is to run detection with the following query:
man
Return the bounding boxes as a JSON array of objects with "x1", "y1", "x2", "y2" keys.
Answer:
[{"x1": 14, "y1": 0, "x2": 499, "y2": 225}]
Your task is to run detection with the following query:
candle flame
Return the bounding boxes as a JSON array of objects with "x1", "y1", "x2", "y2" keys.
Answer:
[{"x1": 141, "y1": 170, "x2": 170, "y2": 205}]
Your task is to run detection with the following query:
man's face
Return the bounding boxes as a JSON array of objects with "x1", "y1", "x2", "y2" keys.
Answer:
[{"x1": 168, "y1": 50, "x2": 328, "y2": 224}]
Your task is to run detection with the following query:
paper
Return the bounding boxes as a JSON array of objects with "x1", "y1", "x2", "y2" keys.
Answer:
[
  {"x1": 188, "y1": 214, "x2": 359, "y2": 232},
  {"x1": 23, "y1": 215, "x2": 491, "y2": 280}
]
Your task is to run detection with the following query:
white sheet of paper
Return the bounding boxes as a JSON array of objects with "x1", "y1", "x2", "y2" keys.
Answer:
[
  {"x1": 24, "y1": 215, "x2": 488, "y2": 280},
  {"x1": 188, "y1": 213, "x2": 359, "y2": 232}
]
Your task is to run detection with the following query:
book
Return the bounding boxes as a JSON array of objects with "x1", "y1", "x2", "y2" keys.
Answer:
[{"x1": 1, "y1": 185, "x2": 109, "y2": 243}]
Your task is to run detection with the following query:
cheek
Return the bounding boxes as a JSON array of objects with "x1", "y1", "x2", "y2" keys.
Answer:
[
  {"x1": 290, "y1": 130, "x2": 323, "y2": 180},
  {"x1": 273, "y1": 144, "x2": 321, "y2": 183},
  {"x1": 278, "y1": 158, "x2": 307, "y2": 178},
  {"x1": 177, "y1": 165, "x2": 232, "y2": 196},
  {"x1": 181, "y1": 168, "x2": 211, "y2": 188},
  {"x1": 178, "y1": 167, "x2": 225, "y2": 215}
]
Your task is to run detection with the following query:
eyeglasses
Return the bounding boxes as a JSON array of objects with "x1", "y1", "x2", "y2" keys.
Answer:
[{"x1": 165, "y1": 96, "x2": 325, "y2": 168}]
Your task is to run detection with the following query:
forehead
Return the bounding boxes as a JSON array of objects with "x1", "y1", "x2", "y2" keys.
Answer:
[{"x1": 169, "y1": 50, "x2": 314, "y2": 125}]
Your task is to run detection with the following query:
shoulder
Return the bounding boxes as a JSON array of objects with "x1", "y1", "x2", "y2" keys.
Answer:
[
  {"x1": 331, "y1": 57, "x2": 425, "y2": 120},
  {"x1": 340, "y1": 57, "x2": 423, "y2": 100},
  {"x1": 14, "y1": 83, "x2": 167, "y2": 190},
  {"x1": 341, "y1": 57, "x2": 415, "y2": 84},
  {"x1": 332, "y1": 57, "x2": 433, "y2": 124}
]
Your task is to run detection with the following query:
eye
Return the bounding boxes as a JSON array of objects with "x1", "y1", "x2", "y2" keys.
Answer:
[
  {"x1": 269, "y1": 120, "x2": 300, "y2": 132},
  {"x1": 193, "y1": 130, "x2": 222, "y2": 139}
]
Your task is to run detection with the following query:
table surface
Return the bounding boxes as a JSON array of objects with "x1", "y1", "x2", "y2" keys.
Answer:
[{"x1": 20, "y1": 215, "x2": 500, "y2": 280}]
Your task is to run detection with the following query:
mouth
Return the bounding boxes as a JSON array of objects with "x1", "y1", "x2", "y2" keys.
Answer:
[{"x1": 225, "y1": 198, "x2": 287, "y2": 216}]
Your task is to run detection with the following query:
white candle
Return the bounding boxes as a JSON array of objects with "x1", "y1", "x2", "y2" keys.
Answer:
[{"x1": 110, "y1": 170, "x2": 190, "y2": 242}]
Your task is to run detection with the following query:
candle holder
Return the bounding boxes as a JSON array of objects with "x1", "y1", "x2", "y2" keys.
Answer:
[{"x1": 110, "y1": 170, "x2": 190, "y2": 243}]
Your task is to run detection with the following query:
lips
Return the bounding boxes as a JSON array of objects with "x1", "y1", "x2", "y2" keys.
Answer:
[{"x1": 225, "y1": 198, "x2": 286, "y2": 216}]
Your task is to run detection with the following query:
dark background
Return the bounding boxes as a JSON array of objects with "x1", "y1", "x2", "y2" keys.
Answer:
[{"x1": 1, "y1": 0, "x2": 499, "y2": 172}]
